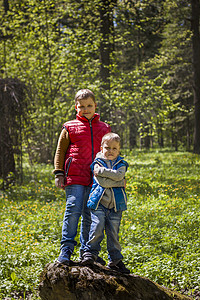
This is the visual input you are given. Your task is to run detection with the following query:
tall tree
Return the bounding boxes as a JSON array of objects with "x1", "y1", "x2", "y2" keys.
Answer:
[
  {"x1": 139, "y1": 0, "x2": 193, "y2": 150},
  {"x1": 98, "y1": 0, "x2": 117, "y2": 121},
  {"x1": 0, "y1": 0, "x2": 197, "y2": 155},
  {"x1": 0, "y1": 78, "x2": 27, "y2": 188},
  {"x1": 191, "y1": 0, "x2": 200, "y2": 154},
  {"x1": 110, "y1": 0, "x2": 165, "y2": 147}
]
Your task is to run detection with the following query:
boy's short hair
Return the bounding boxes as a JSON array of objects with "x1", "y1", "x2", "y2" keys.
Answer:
[
  {"x1": 101, "y1": 132, "x2": 121, "y2": 146},
  {"x1": 75, "y1": 89, "x2": 96, "y2": 104}
]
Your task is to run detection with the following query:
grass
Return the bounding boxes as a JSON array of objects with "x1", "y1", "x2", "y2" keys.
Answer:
[{"x1": 0, "y1": 150, "x2": 200, "y2": 299}]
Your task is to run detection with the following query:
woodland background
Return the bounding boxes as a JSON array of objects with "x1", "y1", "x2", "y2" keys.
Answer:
[
  {"x1": 1, "y1": 0, "x2": 200, "y2": 186},
  {"x1": 0, "y1": 1, "x2": 200, "y2": 299}
]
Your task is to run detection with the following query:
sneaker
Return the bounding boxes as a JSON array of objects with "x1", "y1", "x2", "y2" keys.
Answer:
[
  {"x1": 57, "y1": 248, "x2": 72, "y2": 265},
  {"x1": 108, "y1": 260, "x2": 130, "y2": 274},
  {"x1": 79, "y1": 253, "x2": 106, "y2": 266},
  {"x1": 81, "y1": 252, "x2": 95, "y2": 266},
  {"x1": 96, "y1": 256, "x2": 106, "y2": 266}
]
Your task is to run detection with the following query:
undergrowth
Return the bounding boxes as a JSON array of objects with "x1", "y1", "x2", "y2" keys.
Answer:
[{"x1": 0, "y1": 150, "x2": 199, "y2": 299}]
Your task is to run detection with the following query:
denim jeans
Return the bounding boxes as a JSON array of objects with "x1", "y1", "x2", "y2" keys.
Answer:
[
  {"x1": 61, "y1": 185, "x2": 91, "y2": 254},
  {"x1": 85, "y1": 204, "x2": 123, "y2": 263}
]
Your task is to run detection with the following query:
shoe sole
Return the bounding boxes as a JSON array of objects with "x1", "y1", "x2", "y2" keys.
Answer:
[
  {"x1": 56, "y1": 259, "x2": 72, "y2": 266},
  {"x1": 81, "y1": 259, "x2": 94, "y2": 266}
]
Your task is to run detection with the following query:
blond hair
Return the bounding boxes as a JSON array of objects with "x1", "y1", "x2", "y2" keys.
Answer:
[{"x1": 101, "y1": 132, "x2": 121, "y2": 146}]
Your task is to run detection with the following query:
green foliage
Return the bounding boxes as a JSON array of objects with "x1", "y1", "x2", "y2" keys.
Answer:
[
  {"x1": 0, "y1": 150, "x2": 199, "y2": 299},
  {"x1": 0, "y1": 0, "x2": 196, "y2": 160}
]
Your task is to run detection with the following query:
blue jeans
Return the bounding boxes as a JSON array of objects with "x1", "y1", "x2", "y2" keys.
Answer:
[
  {"x1": 85, "y1": 204, "x2": 123, "y2": 263},
  {"x1": 61, "y1": 185, "x2": 91, "y2": 254}
]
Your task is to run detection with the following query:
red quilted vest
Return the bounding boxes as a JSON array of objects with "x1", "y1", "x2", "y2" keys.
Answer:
[{"x1": 63, "y1": 113, "x2": 111, "y2": 186}]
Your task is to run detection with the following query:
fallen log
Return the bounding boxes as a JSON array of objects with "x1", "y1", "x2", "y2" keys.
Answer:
[{"x1": 38, "y1": 262, "x2": 192, "y2": 300}]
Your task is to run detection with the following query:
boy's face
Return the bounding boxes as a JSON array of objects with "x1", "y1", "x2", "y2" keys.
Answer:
[
  {"x1": 75, "y1": 97, "x2": 96, "y2": 120},
  {"x1": 101, "y1": 140, "x2": 120, "y2": 160}
]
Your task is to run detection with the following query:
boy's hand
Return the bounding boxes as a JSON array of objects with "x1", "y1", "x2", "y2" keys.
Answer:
[
  {"x1": 93, "y1": 169, "x2": 98, "y2": 176},
  {"x1": 93, "y1": 164, "x2": 100, "y2": 176},
  {"x1": 55, "y1": 175, "x2": 64, "y2": 188}
]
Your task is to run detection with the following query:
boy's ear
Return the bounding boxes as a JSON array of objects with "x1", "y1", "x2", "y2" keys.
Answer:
[
  {"x1": 75, "y1": 105, "x2": 77, "y2": 111},
  {"x1": 100, "y1": 146, "x2": 103, "y2": 151}
]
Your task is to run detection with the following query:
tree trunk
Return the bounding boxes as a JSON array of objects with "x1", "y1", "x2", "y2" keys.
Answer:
[
  {"x1": 0, "y1": 118, "x2": 15, "y2": 187},
  {"x1": 98, "y1": 0, "x2": 116, "y2": 121},
  {"x1": 157, "y1": 121, "x2": 164, "y2": 148},
  {"x1": 129, "y1": 116, "x2": 137, "y2": 148},
  {"x1": 186, "y1": 115, "x2": 191, "y2": 151},
  {"x1": 99, "y1": 0, "x2": 114, "y2": 91},
  {"x1": 0, "y1": 82, "x2": 15, "y2": 188},
  {"x1": 38, "y1": 262, "x2": 191, "y2": 300},
  {"x1": 3, "y1": 0, "x2": 9, "y2": 13},
  {"x1": 191, "y1": 0, "x2": 200, "y2": 154}
]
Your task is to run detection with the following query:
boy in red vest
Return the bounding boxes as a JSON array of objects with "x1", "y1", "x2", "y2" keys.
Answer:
[{"x1": 53, "y1": 89, "x2": 110, "y2": 265}]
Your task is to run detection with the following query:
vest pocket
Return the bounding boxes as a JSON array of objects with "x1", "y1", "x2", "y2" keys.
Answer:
[{"x1": 65, "y1": 157, "x2": 72, "y2": 176}]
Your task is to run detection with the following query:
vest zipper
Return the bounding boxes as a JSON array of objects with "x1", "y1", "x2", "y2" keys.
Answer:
[
  {"x1": 95, "y1": 188, "x2": 106, "y2": 210},
  {"x1": 111, "y1": 188, "x2": 117, "y2": 212},
  {"x1": 89, "y1": 120, "x2": 94, "y2": 161},
  {"x1": 89, "y1": 119, "x2": 94, "y2": 185}
]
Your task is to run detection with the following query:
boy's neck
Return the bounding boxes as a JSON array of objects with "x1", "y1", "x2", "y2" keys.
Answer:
[{"x1": 102, "y1": 155, "x2": 119, "y2": 162}]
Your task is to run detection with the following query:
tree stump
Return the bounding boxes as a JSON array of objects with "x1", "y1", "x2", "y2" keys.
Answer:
[{"x1": 38, "y1": 262, "x2": 192, "y2": 300}]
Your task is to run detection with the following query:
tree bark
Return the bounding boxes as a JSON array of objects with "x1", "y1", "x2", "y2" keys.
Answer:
[
  {"x1": 99, "y1": 0, "x2": 115, "y2": 91},
  {"x1": 38, "y1": 262, "x2": 191, "y2": 300},
  {"x1": 98, "y1": 0, "x2": 116, "y2": 121},
  {"x1": 129, "y1": 115, "x2": 137, "y2": 148},
  {"x1": 191, "y1": 0, "x2": 200, "y2": 154},
  {"x1": 3, "y1": 0, "x2": 9, "y2": 13}
]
